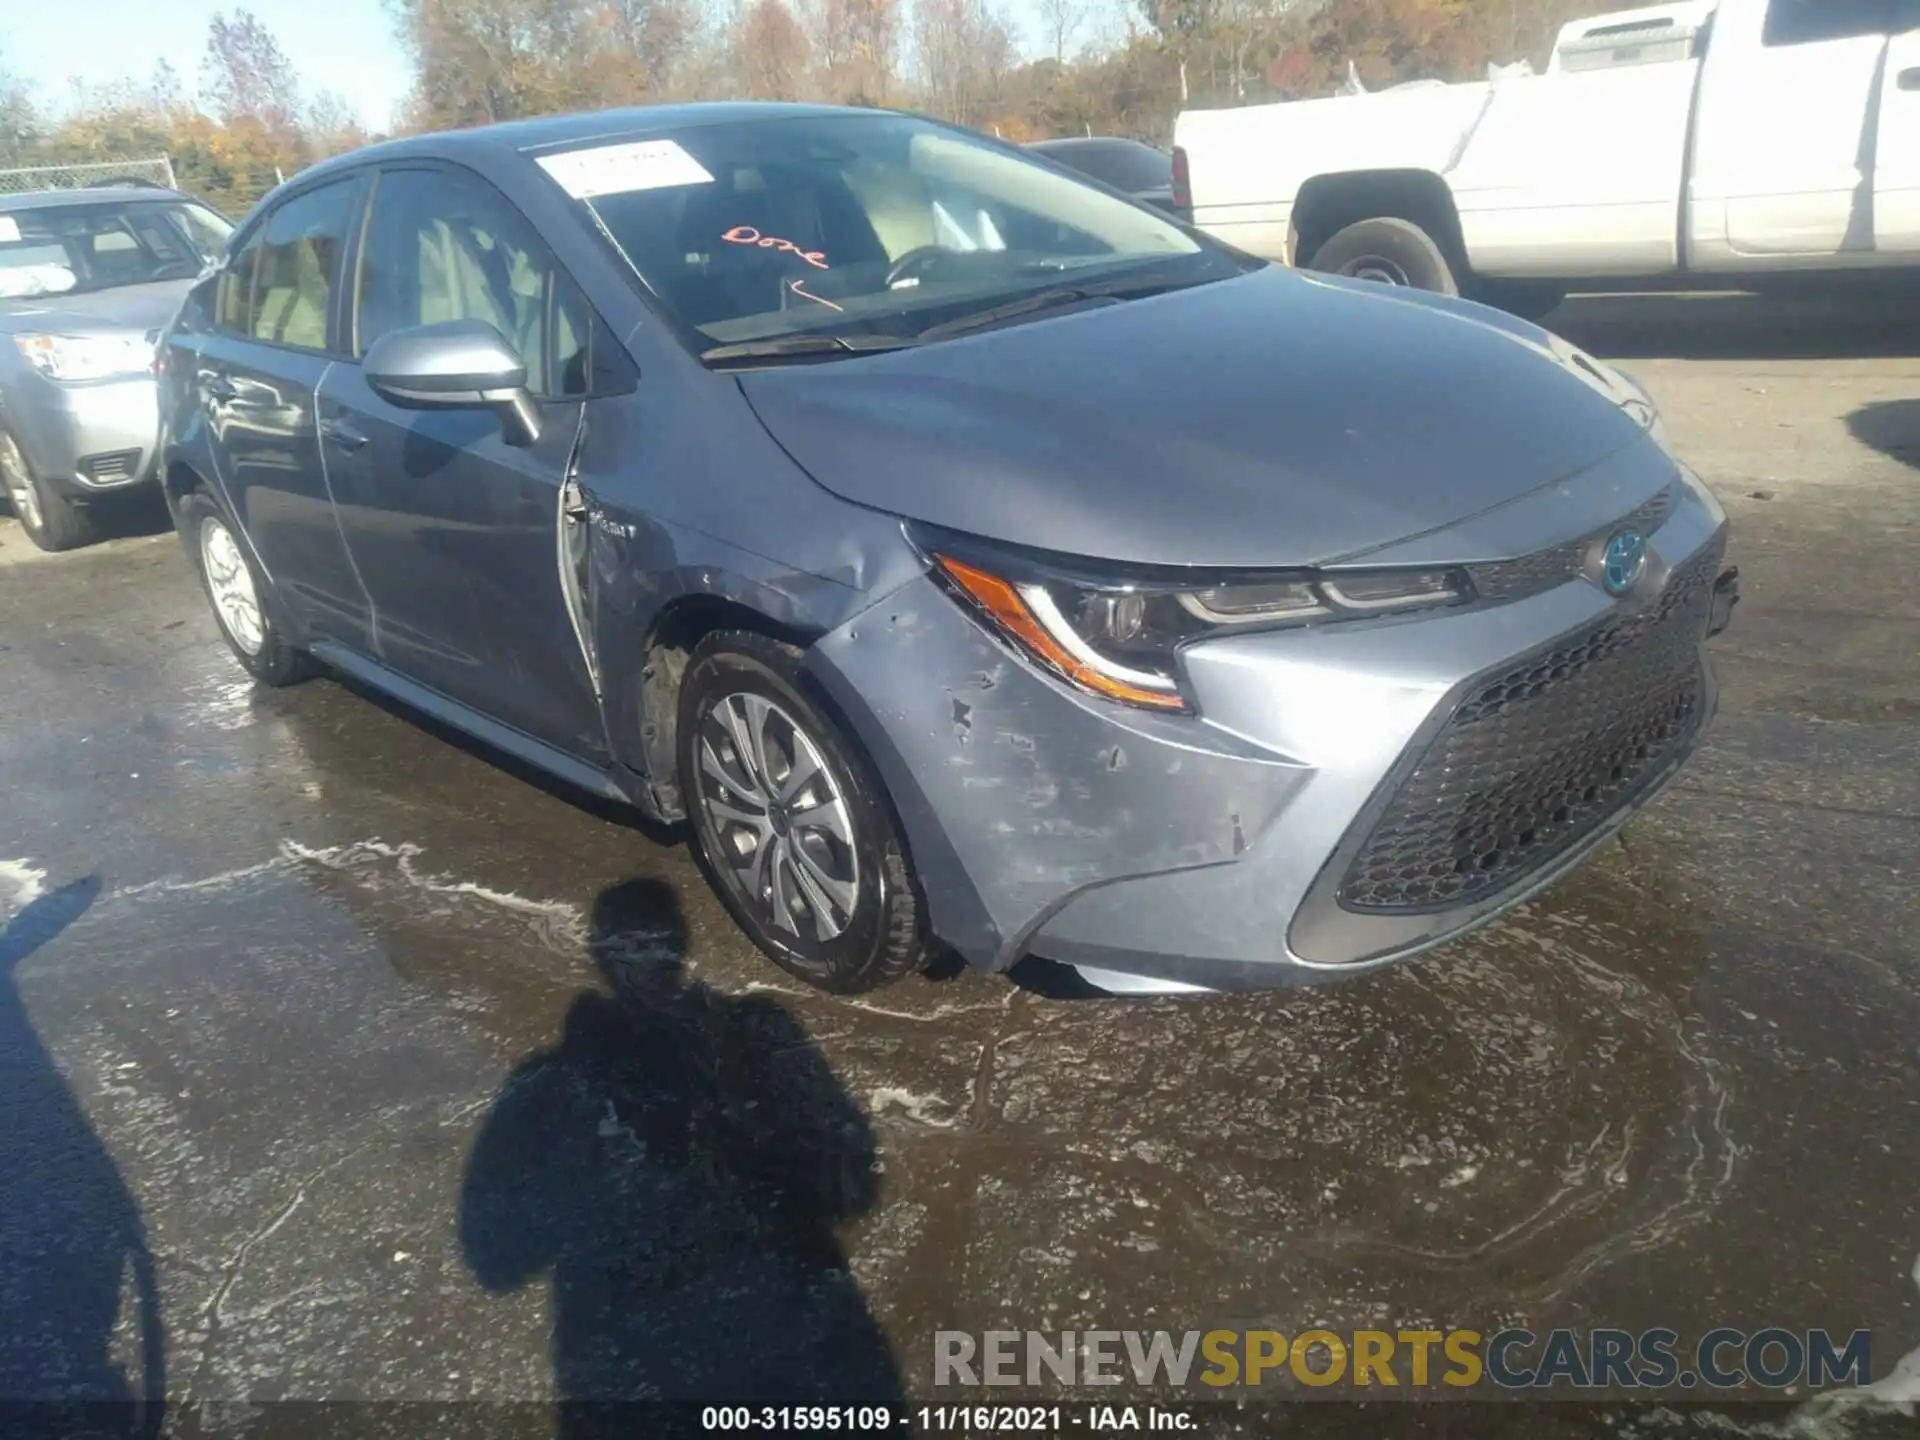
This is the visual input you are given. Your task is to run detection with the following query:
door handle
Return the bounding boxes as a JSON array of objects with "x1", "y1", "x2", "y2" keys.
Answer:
[
  {"x1": 1899, "y1": 67, "x2": 1920, "y2": 91},
  {"x1": 320, "y1": 418, "x2": 368, "y2": 451},
  {"x1": 201, "y1": 372, "x2": 237, "y2": 402}
]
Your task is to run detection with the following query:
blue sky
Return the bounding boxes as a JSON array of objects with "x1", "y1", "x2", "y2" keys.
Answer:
[{"x1": 6, "y1": 0, "x2": 416, "y2": 130}]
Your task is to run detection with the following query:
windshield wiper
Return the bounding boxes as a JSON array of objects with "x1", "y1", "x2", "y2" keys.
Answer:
[
  {"x1": 916, "y1": 269, "x2": 1212, "y2": 342},
  {"x1": 700, "y1": 332, "x2": 919, "y2": 366}
]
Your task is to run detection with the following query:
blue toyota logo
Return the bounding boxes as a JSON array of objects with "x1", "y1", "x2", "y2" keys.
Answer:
[{"x1": 1601, "y1": 528, "x2": 1647, "y2": 596}]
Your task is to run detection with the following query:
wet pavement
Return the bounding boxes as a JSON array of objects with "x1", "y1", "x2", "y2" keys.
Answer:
[{"x1": 1, "y1": 292, "x2": 1917, "y2": 1437}]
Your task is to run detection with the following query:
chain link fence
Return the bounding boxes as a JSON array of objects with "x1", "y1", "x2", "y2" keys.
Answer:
[{"x1": 0, "y1": 156, "x2": 177, "y2": 196}]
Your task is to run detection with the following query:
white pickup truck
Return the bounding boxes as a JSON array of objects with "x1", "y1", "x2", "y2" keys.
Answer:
[{"x1": 1173, "y1": 0, "x2": 1920, "y2": 315}]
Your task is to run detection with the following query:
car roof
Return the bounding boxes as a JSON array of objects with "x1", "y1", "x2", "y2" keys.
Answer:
[
  {"x1": 295, "y1": 101, "x2": 892, "y2": 187},
  {"x1": 1028, "y1": 136, "x2": 1165, "y2": 154},
  {"x1": 0, "y1": 185, "x2": 198, "y2": 213}
]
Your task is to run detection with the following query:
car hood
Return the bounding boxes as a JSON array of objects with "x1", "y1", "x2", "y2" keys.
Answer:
[
  {"x1": 0, "y1": 278, "x2": 196, "y2": 336},
  {"x1": 737, "y1": 266, "x2": 1652, "y2": 569}
]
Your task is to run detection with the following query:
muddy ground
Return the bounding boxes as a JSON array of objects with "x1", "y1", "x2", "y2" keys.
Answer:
[{"x1": 1, "y1": 290, "x2": 1916, "y2": 1438}]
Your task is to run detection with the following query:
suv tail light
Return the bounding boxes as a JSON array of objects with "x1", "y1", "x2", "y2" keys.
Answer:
[{"x1": 1170, "y1": 146, "x2": 1192, "y2": 219}]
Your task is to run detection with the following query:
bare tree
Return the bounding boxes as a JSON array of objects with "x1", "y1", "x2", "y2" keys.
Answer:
[
  {"x1": 1037, "y1": 0, "x2": 1084, "y2": 63},
  {"x1": 731, "y1": 0, "x2": 812, "y2": 97},
  {"x1": 0, "y1": 50, "x2": 37, "y2": 162},
  {"x1": 803, "y1": 0, "x2": 899, "y2": 103},
  {"x1": 202, "y1": 9, "x2": 301, "y2": 133},
  {"x1": 913, "y1": 0, "x2": 1014, "y2": 124},
  {"x1": 305, "y1": 87, "x2": 373, "y2": 156}
]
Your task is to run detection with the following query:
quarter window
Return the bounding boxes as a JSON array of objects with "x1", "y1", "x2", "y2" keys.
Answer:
[
  {"x1": 356, "y1": 168, "x2": 588, "y2": 398},
  {"x1": 1762, "y1": 0, "x2": 1916, "y2": 45},
  {"x1": 235, "y1": 180, "x2": 357, "y2": 351}
]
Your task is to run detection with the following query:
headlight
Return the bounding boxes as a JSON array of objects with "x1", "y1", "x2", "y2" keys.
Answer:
[
  {"x1": 926, "y1": 538, "x2": 1472, "y2": 713},
  {"x1": 13, "y1": 332, "x2": 156, "y2": 382}
]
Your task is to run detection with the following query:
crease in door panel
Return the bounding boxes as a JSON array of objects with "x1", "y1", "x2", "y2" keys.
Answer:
[
  {"x1": 556, "y1": 404, "x2": 602, "y2": 702},
  {"x1": 312, "y1": 358, "x2": 383, "y2": 651},
  {"x1": 1842, "y1": 37, "x2": 1892, "y2": 252}
]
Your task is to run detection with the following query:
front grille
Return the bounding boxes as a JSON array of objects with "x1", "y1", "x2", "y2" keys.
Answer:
[
  {"x1": 80, "y1": 448, "x2": 142, "y2": 483},
  {"x1": 1468, "y1": 486, "x2": 1676, "y2": 603},
  {"x1": 1338, "y1": 535, "x2": 1723, "y2": 912}
]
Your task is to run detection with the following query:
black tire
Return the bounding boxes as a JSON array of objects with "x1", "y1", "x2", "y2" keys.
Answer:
[
  {"x1": 1309, "y1": 216, "x2": 1460, "y2": 297},
  {"x1": 677, "y1": 630, "x2": 932, "y2": 993},
  {"x1": 1475, "y1": 279, "x2": 1568, "y2": 323},
  {"x1": 0, "y1": 425, "x2": 97, "y2": 552},
  {"x1": 178, "y1": 488, "x2": 314, "y2": 686}
]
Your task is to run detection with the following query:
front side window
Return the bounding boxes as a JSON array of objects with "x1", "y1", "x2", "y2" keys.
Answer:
[
  {"x1": 356, "y1": 167, "x2": 587, "y2": 397},
  {"x1": 0, "y1": 199, "x2": 232, "y2": 299},
  {"x1": 240, "y1": 181, "x2": 357, "y2": 351},
  {"x1": 1763, "y1": 0, "x2": 1916, "y2": 44},
  {"x1": 546, "y1": 113, "x2": 1237, "y2": 349}
]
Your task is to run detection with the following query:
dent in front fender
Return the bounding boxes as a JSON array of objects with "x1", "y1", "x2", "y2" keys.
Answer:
[{"x1": 802, "y1": 573, "x2": 1308, "y2": 971}]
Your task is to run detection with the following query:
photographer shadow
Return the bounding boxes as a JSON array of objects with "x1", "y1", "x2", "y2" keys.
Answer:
[
  {"x1": 458, "y1": 880, "x2": 901, "y2": 1425},
  {"x1": 0, "y1": 874, "x2": 165, "y2": 1437}
]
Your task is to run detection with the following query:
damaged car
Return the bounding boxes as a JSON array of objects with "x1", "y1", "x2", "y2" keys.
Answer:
[{"x1": 157, "y1": 102, "x2": 1739, "y2": 996}]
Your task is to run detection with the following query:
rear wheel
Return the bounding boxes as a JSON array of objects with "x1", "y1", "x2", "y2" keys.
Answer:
[
  {"x1": 1, "y1": 426, "x2": 96, "y2": 552},
  {"x1": 179, "y1": 489, "x2": 313, "y2": 686},
  {"x1": 677, "y1": 631, "x2": 932, "y2": 993},
  {"x1": 1309, "y1": 216, "x2": 1460, "y2": 297}
]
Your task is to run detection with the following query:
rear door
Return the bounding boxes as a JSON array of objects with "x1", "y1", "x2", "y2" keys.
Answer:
[
  {"x1": 317, "y1": 162, "x2": 611, "y2": 762},
  {"x1": 194, "y1": 175, "x2": 371, "y2": 645},
  {"x1": 1692, "y1": 0, "x2": 1897, "y2": 258},
  {"x1": 1449, "y1": 54, "x2": 1700, "y2": 276},
  {"x1": 1874, "y1": 9, "x2": 1920, "y2": 251}
]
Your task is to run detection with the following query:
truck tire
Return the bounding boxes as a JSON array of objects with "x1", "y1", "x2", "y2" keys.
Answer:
[{"x1": 1308, "y1": 217, "x2": 1460, "y2": 298}]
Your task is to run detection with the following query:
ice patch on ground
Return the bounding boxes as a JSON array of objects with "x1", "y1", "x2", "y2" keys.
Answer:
[
  {"x1": 279, "y1": 839, "x2": 589, "y2": 953},
  {"x1": 0, "y1": 858, "x2": 48, "y2": 912},
  {"x1": 869, "y1": 1086, "x2": 962, "y2": 1129}
]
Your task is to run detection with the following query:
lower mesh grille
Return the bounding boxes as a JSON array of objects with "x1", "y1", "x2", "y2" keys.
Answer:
[
  {"x1": 80, "y1": 448, "x2": 141, "y2": 483},
  {"x1": 1338, "y1": 537, "x2": 1723, "y2": 913}
]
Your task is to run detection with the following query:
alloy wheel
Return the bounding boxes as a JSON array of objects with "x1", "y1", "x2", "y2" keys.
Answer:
[
  {"x1": 0, "y1": 433, "x2": 41, "y2": 532},
  {"x1": 199, "y1": 515, "x2": 266, "y2": 656},
  {"x1": 694, "y1": 691, "x2": 861, "y2": 943},
  {"x1": 1343, "y1": 255, "x2": 1412, "y2": 286}
]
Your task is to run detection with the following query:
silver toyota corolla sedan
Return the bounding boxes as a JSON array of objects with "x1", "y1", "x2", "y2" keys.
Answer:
[
  {"x1": 156, "y1": 103, "x2": 1739, "y2": 996},
  {"x1": 0, "y1": 184, "x2": 234, "y2": 549}
]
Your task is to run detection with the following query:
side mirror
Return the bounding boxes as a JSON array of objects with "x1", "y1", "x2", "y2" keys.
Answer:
[{"x1": 362, "y1": 319, "x2": 542, "y2": 448}]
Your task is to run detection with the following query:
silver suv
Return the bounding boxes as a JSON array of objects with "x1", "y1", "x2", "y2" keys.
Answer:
[{"x1": 0, "y1": 185, "x2": 232, "y2": 550}]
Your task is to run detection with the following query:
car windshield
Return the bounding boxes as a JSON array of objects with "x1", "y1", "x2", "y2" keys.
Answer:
[
  {"x1": 0, "y1": 198, "x2": 234, "y2": 300},
  {"x1": 548, "y1": 112, "x2": 1241, "y2": 350}
]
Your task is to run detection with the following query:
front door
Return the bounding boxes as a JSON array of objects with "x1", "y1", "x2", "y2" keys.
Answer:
[
  {"x1": 1694, "y1": 0, "x2": 1896, "y2": 257},
  {"x1": 196, "y1": 175, "x2": 370, "y2": 645},
  {"x1": 319, "y1": 163, "x2": 608, "y2": 763}
]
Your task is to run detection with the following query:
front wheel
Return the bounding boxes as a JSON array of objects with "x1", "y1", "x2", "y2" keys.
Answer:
[
  {"x1": 1, "y1": 426, "x2": 96, "y2": 552},
  {"x1": 179, "y1": 489, "x2": 313, "y2": 686},
  {"x1": 677, "y1": 631, "x2": 933, "y2": 993},
  {"x1": 1308, "y1": 217, "x2": 1460, "y2": 297}
]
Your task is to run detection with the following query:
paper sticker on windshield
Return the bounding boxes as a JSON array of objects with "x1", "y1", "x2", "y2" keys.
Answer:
[
  {"x1": 538, "y1": 140, "x2": 714, "y2": 199},
  {"x1": 0, "y1": 217, "x2": 20, "y2": 243}
]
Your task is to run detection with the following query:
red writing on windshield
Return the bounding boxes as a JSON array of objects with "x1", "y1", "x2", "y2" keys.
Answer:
[{"x1": 722, "y1": 225, "x2": 829, "y2": 270}]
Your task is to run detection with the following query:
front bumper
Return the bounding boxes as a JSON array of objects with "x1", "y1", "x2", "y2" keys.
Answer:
[
  {"x1": 2, "y1": 369, "x2": 160, "y2": 496},
  {"x1": 805, "y1": 472, "x2": 1731, "y2": 994}
]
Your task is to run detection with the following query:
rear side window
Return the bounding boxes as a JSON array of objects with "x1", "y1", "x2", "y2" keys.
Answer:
[
  {"x1": 1763, "y1": 0, "x2": 1917, "y2": 44},
  {"x1": 235, "y1": 180, "x2": 357, "y2": 351},
  {"x1": 1043, "y1": 142, "x2": 1172, "y2": 194},
  {"x1": 355, "y1": 166, "x2": 589, "y2": 398}
]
